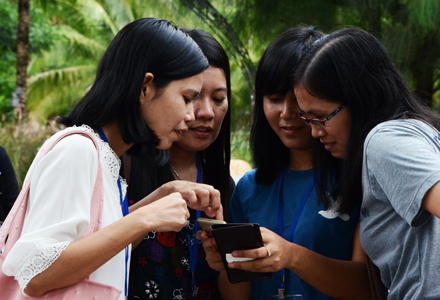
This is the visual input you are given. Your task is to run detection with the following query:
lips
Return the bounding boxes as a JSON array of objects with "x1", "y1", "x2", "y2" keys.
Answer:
[
  {"x1": 281, "y1": 126, "x2": 303, "y2": 131},
  {"x1": 192, "y1": 127, "x2": 212, "y2": 133},
  {"x1": 174, "y1": 128, "x2": 188, "y2": 139},
  {"x1": 280, "y1": 125, "x2": 304, "y2": 135},
  {"x1": 322, "y1": 141, "x2": 336, "y2": 151},
  {"x1": 189, "y1": 126, "x2": 213, "y2": 138}
]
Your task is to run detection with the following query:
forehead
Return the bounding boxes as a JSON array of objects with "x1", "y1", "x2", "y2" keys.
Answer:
[
  {"x1": 294, "y1": 87, "x2": 335, "y2": 114},
  {"x1": 167, "y1": 73, "x2": 204, "y2": 91},
  {"x1": 202, "y1": 67, "x2": 227, "y2": 89}
]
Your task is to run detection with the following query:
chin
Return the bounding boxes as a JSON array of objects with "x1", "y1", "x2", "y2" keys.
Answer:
[
  {"x1": 331, "y1": 151, "x2": 344, "y2": 159},
  {"x1": 156, "y1": 140, "x2": 173, "y2": 150}
]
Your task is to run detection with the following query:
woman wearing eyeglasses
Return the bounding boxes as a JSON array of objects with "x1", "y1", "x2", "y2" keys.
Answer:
[
  {"x1": 198, "y1": 27, "x2": 371, "y2": 300},
  {"x1": 295, "y1": 28, "x2": 440, "y2": 299}
]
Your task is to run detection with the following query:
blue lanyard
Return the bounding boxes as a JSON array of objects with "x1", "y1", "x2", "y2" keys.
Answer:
[
  {"x1": 277, "y1": 167, "x2": 315, "y2": 292},
  {"x1": 97, "y1": 128, "x2": 129, "y2": 296},
  {"x1": 186, "y1": 156, "x2": 202, "y2": 293}
]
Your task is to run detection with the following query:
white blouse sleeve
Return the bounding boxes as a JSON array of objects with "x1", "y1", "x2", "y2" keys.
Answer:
[{"x1": 2, "y1": 133, "x2": 99, "y2": 293}]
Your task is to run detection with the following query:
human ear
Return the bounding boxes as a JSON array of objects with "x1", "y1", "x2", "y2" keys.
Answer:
[{"x1": 139, "y1": 72, "x2": 155, "y2": 104}]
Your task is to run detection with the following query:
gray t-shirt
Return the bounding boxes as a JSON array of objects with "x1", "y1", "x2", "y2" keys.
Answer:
[{"x1": 360, "y1": 119, "x2": 440, "y2": 299}]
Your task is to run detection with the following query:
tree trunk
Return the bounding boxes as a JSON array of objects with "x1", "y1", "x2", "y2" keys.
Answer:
[
  {"x1": 410, "y1": 33, "x2": 440, "y2": 107},
  {"x1": 13, "y1": 0, "x2": 30, "y2": 120}
]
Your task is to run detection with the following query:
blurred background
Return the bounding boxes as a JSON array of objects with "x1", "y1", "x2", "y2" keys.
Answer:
[{"x1": 1, "y1": 0, "x2": 440, "y2": 186}]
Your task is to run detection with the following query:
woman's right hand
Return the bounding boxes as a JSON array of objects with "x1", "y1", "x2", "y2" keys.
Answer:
[
  {"x1": 196, "y1": 230, "x2": 225, "y2": 272},
  {"x1": 138, "y1": 192, "x2": 190, "y2": 232}
]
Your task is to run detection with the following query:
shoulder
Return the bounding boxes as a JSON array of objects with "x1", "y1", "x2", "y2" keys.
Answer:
[
  {"x1": 366, "y1": 119, "x2": 436, "y2": 143},
  {"x1": 365, "y1": 119, "x2": 437, "y2": 153},
  {"x1": 40, "y1": 127, "x2": 99, "y2": 163},
  {"x1": 235, "y1": 169, "x2": 257, "y2": 187}
]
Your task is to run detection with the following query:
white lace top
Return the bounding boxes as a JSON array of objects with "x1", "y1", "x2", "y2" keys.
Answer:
[{"x1": 2, "y1": 125, "x2": 129, "y2": 300}]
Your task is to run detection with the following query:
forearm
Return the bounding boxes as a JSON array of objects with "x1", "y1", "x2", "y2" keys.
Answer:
[
  {"x1": 289, "y1": 243, "x2": 371, "y2": 300},
  {"x1": 218, "y1": 271, "x2": 252, "y2": 300},
  {"x1": 25, "y1": 192, "x2": 189, "y2": 297},
  {"x1": 25, "y1": 210, "x2": 148, "y2": 296},
  {"x1": 129, "y1": 185, "x2": 164, "y2": 212}
]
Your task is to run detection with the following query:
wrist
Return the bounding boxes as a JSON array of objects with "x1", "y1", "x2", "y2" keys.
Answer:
[
  {"x1": 287, "y1": 242, "x2": 300, "y2": 271},
  {"x1": 158, "y1": 182, "x2": 173, "y2": 199}
]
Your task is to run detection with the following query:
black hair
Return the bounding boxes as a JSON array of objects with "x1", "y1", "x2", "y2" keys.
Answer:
[
  {"x1": 251, "y1": 27, "x2": 326, "y2": 185},
  {"x1": 58, "y1": 18, "x2": 209, "y2": 157},
  {"x1": 125, "y1": 28, "x2": 232, "y2": 212},
  {"x1": 183, "y1": 29, "x2": 232, "y2": 210},
  {"x1": 294, "y1": 28, "x2": 440, "y2": 213}
]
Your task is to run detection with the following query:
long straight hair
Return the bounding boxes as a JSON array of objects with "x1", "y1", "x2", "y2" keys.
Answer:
[
  {"x1": 294, "y1": 28, "x2": 440, "y2": 213},
  {"x1": 251, "y1": 27, "x2": 326, "y2": 185},
  {"x1": 126, "y1": 29, "x2": 232, "y2": 212}
]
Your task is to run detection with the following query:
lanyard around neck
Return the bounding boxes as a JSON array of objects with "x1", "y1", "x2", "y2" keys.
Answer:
[
  {"x1": 187, "y1": 156, "x2": 202, "y2": 294},
  {"x1": 277, "y1": 167, "x2": 316, "y2": 293},
  {"x1": 97, "y1": 128, "x2": 129, "y2": 296}
]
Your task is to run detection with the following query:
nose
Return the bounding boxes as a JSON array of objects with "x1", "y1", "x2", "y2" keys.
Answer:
[
  {"x1": 280, "y1": 100, "x2": 298, "y2": 119},
  {"x1": 184, "y1": 102, "x2": 195, "y2": 122},
  {"x1": 310, "y1": 123, "x2": 325, "y2": 138},
  {"x1": 195, "y1": 97, "x2": 214, "y2": 120}
]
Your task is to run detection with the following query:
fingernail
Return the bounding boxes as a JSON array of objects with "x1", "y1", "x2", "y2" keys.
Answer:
[
  {"x1": 232, "y1": 251, "x2": 238, "y2": 257},
  {"x1": 229, "y1": 263, "x2": 235, "y2": 269}
]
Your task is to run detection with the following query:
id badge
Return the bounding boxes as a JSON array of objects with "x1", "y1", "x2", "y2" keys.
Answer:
[{"x1": 261, "y1": 295, "x2": 303, "y2": 300}]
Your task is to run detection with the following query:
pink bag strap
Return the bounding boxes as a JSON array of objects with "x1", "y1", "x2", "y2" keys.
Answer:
[{"x1": 0, "y1": 130, "x2": 104, "y2": 257}]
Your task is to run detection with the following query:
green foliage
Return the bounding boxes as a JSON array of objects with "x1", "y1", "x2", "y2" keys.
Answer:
[
  {"x1": 2, "y1": 0, "x2": 440, "y2": 165},
  {"x1": 0, "y1": 120, "x2": 59, "y2": 187},
  {"x1": 407, "y1": 0, "x2": 440, "y2": 36},
  {"x1": 231, "y1": 129, "x2": 252, "y2": 165}
]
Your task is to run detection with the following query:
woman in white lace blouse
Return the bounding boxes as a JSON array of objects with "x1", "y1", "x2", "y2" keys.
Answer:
[{"x1": 2, "y1": 18, "x2": 222, "y2": 300}]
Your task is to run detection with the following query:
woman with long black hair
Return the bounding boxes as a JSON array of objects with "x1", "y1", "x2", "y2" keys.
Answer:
[{"x1": 2, "y1": 18, "x2": 221, "y2": 300}]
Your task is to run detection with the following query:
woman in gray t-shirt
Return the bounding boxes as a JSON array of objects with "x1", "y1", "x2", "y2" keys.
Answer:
[{"x1": 294, "y1": 28, "x2": 440, "y2": 300}]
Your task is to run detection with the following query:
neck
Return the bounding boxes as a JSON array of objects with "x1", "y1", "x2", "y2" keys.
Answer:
[
  {"x1": 169, "y1": 145, "x2": 198, "y2": 182},
  {"x1": 288, "y1": 148, "x2": 314, "y2": 171},
  {"x1": 99, "y1": 121, "x2": 133, "y2": 157}
]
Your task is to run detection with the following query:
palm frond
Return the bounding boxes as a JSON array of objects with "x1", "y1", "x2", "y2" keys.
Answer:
[
  {"x1": 80, "y1": 0, "x2": 119, "y2": 35},
  {"x1": 59, "y1": 24, "x2": 107, "y2": 58},
  {"x1": 27, "y1": 65, "x2": 96, "y2": 118}
]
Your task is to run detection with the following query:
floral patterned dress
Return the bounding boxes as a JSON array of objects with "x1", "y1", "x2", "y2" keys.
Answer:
[{"x1": 128, "y1": 208, "x2": 222, "y2": 300}]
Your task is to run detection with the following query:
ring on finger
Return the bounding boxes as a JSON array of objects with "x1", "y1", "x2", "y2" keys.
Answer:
[{"x1": 265, "y1": 246, "x2": 272, "y2": 257}]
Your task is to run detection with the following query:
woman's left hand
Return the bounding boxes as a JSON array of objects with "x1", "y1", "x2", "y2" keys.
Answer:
[
  {"x1": 168, "y1": 181, "x2": 223, "y2": 220},
  {"x1": 227, "y1": 227, "x2": 294, "y2": 273}
]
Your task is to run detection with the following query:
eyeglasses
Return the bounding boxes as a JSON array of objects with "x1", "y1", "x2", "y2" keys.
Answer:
[{"x1": 298, "y1": 104, "x2": 346, "y2": 129}]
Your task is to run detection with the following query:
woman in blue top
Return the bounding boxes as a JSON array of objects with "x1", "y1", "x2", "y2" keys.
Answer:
[{"x1": 198, "y1": 27, "x2": 371, "y2": 300}]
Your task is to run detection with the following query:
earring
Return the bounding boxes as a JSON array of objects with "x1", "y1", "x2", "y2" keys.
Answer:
[{"x1": 140, "y1": 98, "x2": 144, "y2": 104}]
